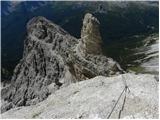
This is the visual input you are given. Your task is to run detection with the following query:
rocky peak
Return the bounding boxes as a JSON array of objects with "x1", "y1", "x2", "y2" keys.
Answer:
[
  {"x1": 80, "y1": 13, "x2": 102, "y2": 55},
  {"x1": 1, "y1": 13, "x2": 122, "y2": 113}
]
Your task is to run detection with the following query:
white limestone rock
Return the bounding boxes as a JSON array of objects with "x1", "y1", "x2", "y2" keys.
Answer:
[{"x1": 1, "y1": 73, "x2": 158, "y2": 119}]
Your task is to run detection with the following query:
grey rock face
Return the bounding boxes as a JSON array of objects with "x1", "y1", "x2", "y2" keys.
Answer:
[
  {"x1": 80, "y1": 13, "x2": 102, "y2": 55},
  {"x1": 1, "y1": 74, "x2": 158, "y2": 119},
  {"x1": 1, "y1": 14, "x2": 122, "y2": 112}
]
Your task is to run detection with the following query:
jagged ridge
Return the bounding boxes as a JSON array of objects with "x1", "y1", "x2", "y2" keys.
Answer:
[{"x1": 1, "y1": 13, "x2": 122, "y2": 112}]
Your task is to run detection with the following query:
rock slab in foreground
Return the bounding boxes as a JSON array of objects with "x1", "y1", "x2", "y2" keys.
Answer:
[{"x1": 1, "y1": 73, "x2": 158, "y2": 119}]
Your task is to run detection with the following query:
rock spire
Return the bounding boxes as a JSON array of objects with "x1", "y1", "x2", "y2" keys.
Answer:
[{"x1": 81, "y1": 13, "x2": 102, "y2": 55}]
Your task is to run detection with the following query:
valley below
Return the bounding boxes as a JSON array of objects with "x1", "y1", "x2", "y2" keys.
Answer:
[{"x1": 104, "y1": 33, "x2": 159, "y2": 75}]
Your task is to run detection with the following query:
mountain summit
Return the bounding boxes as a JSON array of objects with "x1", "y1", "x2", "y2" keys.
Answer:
[{"x1": 1, "y1": 13, "x2": 122, "y2": 112}]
